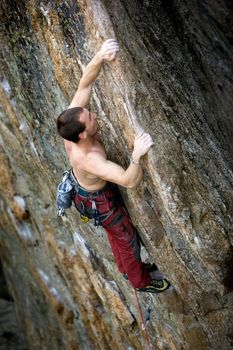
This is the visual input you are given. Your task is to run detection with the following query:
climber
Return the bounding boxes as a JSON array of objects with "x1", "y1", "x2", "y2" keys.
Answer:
[{"x1": 56, "y1": 39, "x2": 170, "y2": 294}]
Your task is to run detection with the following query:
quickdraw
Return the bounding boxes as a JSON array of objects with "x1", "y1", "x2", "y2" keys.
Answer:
[
  {"x1": 134, "y1": 288, "x2": 152, "y2": 350},
  {"x1": 142, "y1": 304, "x2": 151, "y2": 330}
]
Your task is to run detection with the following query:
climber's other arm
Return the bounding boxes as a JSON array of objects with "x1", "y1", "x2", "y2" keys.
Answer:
[
  {"x1": 77, "y1": 132, "x2": 154, "y2": 189},
  {"x1": 68, "y1": 39, "x2": 119, "y2": 109}
]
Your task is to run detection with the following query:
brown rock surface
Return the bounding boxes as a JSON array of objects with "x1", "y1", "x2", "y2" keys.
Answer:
[{"x1": 0, "y1": 1, "x2": 233, "y2": 349}]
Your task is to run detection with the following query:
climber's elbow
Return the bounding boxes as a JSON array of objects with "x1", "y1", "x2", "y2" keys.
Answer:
[{"x1": 126, "y1": 177, "x2": 142, "y2": 189}]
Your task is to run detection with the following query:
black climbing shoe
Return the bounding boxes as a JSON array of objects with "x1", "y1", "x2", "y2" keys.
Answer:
[
  {"x1": 136, "y1": 278, "x2": 170, "y2": 294},
  {"x1": 123, "y1": 263, "x2": 158, "y2": 280}
]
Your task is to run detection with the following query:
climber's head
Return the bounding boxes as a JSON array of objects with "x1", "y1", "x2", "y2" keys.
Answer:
[
  {"x1": 57, "y1": 107, "x2": 85, "y2": 142},
  {"x1": 57, "y1": 107, "x2": 98, "y2": 142}
]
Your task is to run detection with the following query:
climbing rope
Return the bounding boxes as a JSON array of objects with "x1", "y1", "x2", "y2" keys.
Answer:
[{"x1": 134, "y1": 288, "x2": 151, "y2": 350}]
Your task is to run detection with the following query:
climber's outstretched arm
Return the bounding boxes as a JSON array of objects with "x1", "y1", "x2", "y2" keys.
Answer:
[{"x1": 68, "y1": 39, "x2": 119, "y2": 109}]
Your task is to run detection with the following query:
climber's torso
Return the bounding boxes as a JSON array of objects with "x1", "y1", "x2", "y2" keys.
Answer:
[{"x1": 64, "y1": 138, "x2": 107, "y2": 191}]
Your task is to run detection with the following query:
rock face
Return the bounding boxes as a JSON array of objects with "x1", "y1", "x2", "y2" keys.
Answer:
[{"x1": 0, "y1": 1, "x2": 233, "y2": 349}]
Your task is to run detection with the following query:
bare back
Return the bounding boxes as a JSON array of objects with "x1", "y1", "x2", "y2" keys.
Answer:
[{"x1": 64, "y1": 139, "x2": 107, "y2": 191}]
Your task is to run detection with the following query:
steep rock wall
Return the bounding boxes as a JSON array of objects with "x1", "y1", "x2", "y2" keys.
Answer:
[{"x1": 0, "y1": 1, "x2": 233, "y2": 349}]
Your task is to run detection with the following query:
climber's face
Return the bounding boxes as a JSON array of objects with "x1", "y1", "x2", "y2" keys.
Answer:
[{"x1": 79, "y1": 108, "x2": 98, "y2": 137}]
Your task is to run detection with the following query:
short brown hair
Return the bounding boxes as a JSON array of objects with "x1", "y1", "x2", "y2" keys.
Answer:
[{"x1": 57, "y1": 107, "x2": 85, "y2": 142}]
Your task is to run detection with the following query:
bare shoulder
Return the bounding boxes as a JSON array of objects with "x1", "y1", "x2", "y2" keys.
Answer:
[
  {"x1": 69, "y1": 149, "x2": 103, "y2": 169},
  {"x1": 82, "y1": 150, "x2": 106, "y2": 169},
  {"x1": 87, "y1": 149, "x2": 106, "y2": 160}
]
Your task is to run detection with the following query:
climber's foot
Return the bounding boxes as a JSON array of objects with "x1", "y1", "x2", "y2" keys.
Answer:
[{"x1": 136, "y1": 278, "x2": 170, "y2": 294}]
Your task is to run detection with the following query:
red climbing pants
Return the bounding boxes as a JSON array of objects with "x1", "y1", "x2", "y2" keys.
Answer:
[{"x1": 72, "y1": 182, "x2": 151, "y2": 289}]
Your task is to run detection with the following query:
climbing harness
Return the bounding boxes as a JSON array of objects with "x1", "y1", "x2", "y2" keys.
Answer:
[
  {"x1": 56, "y1": 169, "x2": 114, "y2": 229},
  {"x1": 134, "y1": 288, "x2": 152, "y2": 350},
  {"x1": 56, "y1": 170, "x2": 93, "y2": 221},
  {"x1": 56, "y1": 170, "x2": 93, "y2": 224}
]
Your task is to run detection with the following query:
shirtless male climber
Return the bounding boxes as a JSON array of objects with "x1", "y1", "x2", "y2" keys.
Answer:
[{"x1": 56, "y1": 39, "x2": 170, "y2": 293}]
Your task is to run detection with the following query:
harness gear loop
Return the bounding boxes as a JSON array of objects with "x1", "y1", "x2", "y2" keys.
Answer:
[
  {"x1": 91, "y1": 200, "x2": 100, "y2": 226},
  {"x1": 62, "y1": 170, "x2": 70, "y2": 182},
  {"x1": 57, "y1": 208, "x2": 65, "y2": 217}
]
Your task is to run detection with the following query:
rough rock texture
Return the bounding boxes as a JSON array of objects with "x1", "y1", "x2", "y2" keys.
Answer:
[
  {"x1": 0, "y1": 260, "x2": 27, "y2": 350},
  {"x1": 0, "y1": 0, "x2": 233, "y2": 349}
]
